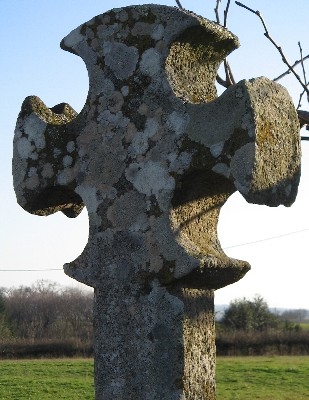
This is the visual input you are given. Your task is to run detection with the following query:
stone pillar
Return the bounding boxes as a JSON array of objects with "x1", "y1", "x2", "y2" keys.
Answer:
[
  {"x1": 12, "y1": 5, "x2": 301, "y2": 399},
  {"x1": 179, "y1": 288, "x2": 216, "y2": 399}
]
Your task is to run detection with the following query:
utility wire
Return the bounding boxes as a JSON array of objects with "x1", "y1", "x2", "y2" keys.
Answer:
[
  {"x1": 1, "y1": 228, "x2": 308, "y2": 272},
  {"x1": 0, "y1": 268, "x2": 62, "y2": 272},
  {"x1": 223, "y1": 228, "x2": 309, "y2": 249}
]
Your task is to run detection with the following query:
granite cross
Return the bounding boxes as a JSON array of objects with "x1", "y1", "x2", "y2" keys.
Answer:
[{"x1": 12, "y1": 5, "x2": 301, "y2": 399}]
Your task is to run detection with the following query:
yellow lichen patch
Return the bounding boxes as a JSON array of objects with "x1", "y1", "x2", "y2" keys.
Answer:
[
  {"x1": 24, "y1": 96, "x2": 77, "y2": 125},
  {"x1": 256, "y1": 119, "x2": 277, "y2": 147}
]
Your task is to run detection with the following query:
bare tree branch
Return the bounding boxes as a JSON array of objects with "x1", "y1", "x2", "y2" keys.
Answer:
[
  {"x1": 235, "y1": 1, "x2": 309, "y2": 99},
  {"x1": 215, "y1": 0, "x2": 221, "y2": 24},
  {"x1": 216, "y1": 74, "x2": 228, "y2": 88},
  {"x1": 224, "y1": 59, "x2": 236, "y2": 85},
  {"x1": 215, "y1": 0, "x2": 235, "y2": 88},
  {"x1": 297, "y1": 91, "x2": 305, "y2": 110},
  {"x1": 298, "y1": 42, "x2": 308, "y2": 87},
  {"x1": 215, "y1": 1, "x2": 232, "y2": 30},
  {"x1": 297, "y1": 86, "x2": 309, "y2": 110},
  {"x1": 235, "y1": 1, "x2": 255, "y2": 13},
  {"x1": 296, "y1": 42, "x2": 309, "y2": 110},
  {"x1": 175, "y1": 0, "x2": 184, "y2": 9},
  {"x1": 223, "y1": 1, "x2": 235, "y2": 86},
  {"x1": 216, "y1": 60, "x2": 236, "y2": 88},
  {"x1": 224, "y1": 0, "x2": 231, "y2": 27},
  {"x1": 274, "y1": 54, "x2": 309, "y2": 82}
]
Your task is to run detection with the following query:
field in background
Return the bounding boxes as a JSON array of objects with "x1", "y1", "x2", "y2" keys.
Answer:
[
  {"x1": 0, "y1": 359, "x2": 94, "y2": 400},
  {"x1": 0, "y1": 356, "x2": 308, "y2": 399},
  {"x1": 216, "y1": 356, "x2": 309, "y2": 400},
  {"x1": 299, "y1": 322, "x2": 309, "y2": 330}
]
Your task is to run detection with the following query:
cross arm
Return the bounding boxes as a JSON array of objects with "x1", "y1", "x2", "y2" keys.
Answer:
[{"x1": 13, "y1": 95, "x2": 84, "y2": 218}]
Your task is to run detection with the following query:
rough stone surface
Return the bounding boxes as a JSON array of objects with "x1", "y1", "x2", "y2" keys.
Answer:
[{"x1": 12, "y1": 5, "x2": 301, "y2": 399}]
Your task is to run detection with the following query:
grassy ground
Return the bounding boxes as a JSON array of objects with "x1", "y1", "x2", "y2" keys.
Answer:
[
  {"x1": 0, "y1": 356, "x2": 308, "y2": 399},
  {"x1": 299, "y1": 322, "x2": 309, "y2": 330},
  {"x1": 0, "y1": 359, "x2": 94, "y2": 400},
  {"x1": 216, "y1": 355, "x2": 309, "y2": 400}
]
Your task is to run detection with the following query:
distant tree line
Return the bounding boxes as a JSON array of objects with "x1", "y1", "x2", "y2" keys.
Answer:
[
  {"x1": 216, "y1": 295, "x2": 309, "y2": 356},
  {"x1": 0, "y1": 281, "x2": 93, "y2": 345},
  {"x1": 218, "y1": 295, "x2": 306, "y2": 333},
  {"x1": 0, "y1": 283, "x2": 308, "y2": 358}
]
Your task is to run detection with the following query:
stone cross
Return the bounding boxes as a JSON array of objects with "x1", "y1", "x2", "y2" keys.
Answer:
[{"x1": 12, "y1": 5, "x2": 301, "y2": 399}]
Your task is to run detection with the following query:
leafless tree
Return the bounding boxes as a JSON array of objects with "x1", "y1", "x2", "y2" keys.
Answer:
[
  {"x1": 175, "y1": 1, "x2": 309, "y2": 133},
  {"x1": 235, "y1": 1, "x2": 309, "y2": 132},
  {"x1": 4, "y1": 281, "x2": 93, "y2": 341}
]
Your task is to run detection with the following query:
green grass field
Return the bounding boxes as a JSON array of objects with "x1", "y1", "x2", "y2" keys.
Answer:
[
  {"x1": 0, "y1": 356, "x2": 308, "y2": 399},
  {"x1": 299, "y1": 322, "x2": 309, "y2": 330},
  {"x1": 216, "y1": 356, "x2": 309, "y2": 400},
  {"x1": 0, "y1": 359, "x2": 94, "y2": 399}
]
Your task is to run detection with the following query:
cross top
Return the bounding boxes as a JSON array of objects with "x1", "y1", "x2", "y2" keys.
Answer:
[{"x1": 13, "y1": 5, "x2": 300, "y2": 289}]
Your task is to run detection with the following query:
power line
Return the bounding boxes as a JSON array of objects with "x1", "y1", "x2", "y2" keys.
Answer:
[
  {"x1": 0, "y1": 268, "x2": 62, "y2": 272},
  {"x1": 1, "y1": 228, "x2": 308, "y2": 272},
  {"x1": 223, "y1": 228, "x2": 309, "y2": 249}
]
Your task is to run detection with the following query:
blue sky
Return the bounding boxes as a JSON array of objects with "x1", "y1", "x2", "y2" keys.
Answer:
[{"x1": 1, "y1": 0, "x2": 309, "y2": 308}]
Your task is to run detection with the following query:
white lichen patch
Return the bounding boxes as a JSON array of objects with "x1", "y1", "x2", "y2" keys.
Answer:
[
  {"x1": 75, "y1": 185, "x2": 100, "y2": 215},
  {"x1": 107, "y1": 91, "x2": 124, "y2": 113},
  {"x1": 230, "y1": 143, "x2": 255, "y2": 194},
  {"x1": 28, "y1": 167, "x2": 38, "y2": 177},
  {"x1": 90, "y1": 67, "x2": 115, "y2": 95},
  {"x1": 16, "y1": 137, "x2": 35, "y2": 159},
  {"x1": 62, "y1": 27, "x2": 84, "y2": 50},
  {"x1": 131, "y1": 22, "x2": 153, "y2": 37},
  {"x1": 104, "y1": 42, "x2": 139, "y2": 80},
  {"x1": 128, "y1": 118, "x2": 160, "y2": 156},
  {"x1": 63, "y1": 155, "x2": 73, "y2": 168},
  {"x1": 107, "y1": 191, "x2": 147, "y2": 230},
  {"x1": 151, "y1": 24, "x2": 164, "y2": 40},
  {"x1": 66, "y1": 141, "x2": 75, "y2": 153},
  {"x1": 210, "y1": 142, "x2": 224, "y2": 158},
  {"x1": 168, "y1": 151, "x2": 192, "y2": 174},
  {"x1": 167, "y1": 111, "x2": 189, "y2": 137},
  {"x1": 57, "y1": 167, "x2": 76, "y2": 186},
  {"x1": 241, "y1": 111, "x2": 255, "y2": 138},
  {"x1": 121, "y1": 86, "x2": 129, "y2": 97},
  {"x1": 23, "y1": 114, "x2": 46, "y2": 150},
  {"x1": 212, "y1": 163, "x2": 230, "y2": 179},
  {"x1": 41, "y1": 163, "x2": 54, "y2": 179},
  {"x1": 25, "y1": 175, "x2": 39, "y2": 190},
  {"x1": 98, "y1": 110, "x2": 129, "y2": 131},
  {"x1": 140, "y1": 48, "x2": 161, "y2": 77},
  {"x1": 97, "y1": 23, "x2": 120, "y2": 41},
  {"x1": 125, "y1": 161, "x2": 175, "y2": 198}
]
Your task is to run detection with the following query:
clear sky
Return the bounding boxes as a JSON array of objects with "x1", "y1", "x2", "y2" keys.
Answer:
[{"x1": 1, "y1": 0, "x2": 309, "y2": 308}]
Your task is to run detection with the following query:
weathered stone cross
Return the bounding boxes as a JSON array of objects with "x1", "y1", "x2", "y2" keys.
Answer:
[{"x1": 13, "y1": 5, "x2": 301, "y2": 399}]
